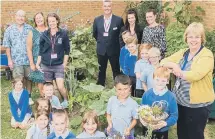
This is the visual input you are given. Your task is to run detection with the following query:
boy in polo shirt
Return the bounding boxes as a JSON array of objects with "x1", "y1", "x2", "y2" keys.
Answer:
[
  {"x1": 106, "y1": 74, "x2": 138, "y2": 137},
  {"x1": 47, "y1": 109, "x2": 75, "y2": 139}
]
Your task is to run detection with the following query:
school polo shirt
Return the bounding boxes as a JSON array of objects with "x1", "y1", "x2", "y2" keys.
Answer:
[{"x1": 107, "y1": 96, "x2": 138, "y2": 136}]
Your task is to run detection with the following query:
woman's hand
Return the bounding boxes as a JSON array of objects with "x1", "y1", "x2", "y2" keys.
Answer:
[
  {"x1": 36, "y1": 64, "x2": 42, "y2": 72},
  {"x1": 30, "y1": 63, "x2": 36, "y2": 71},
  {"x1": 172, "y1": 64, "x2": 183, "y2": 77},
  {"x1": 8, "y1": 59, "x2": 13, "y2": 70}
]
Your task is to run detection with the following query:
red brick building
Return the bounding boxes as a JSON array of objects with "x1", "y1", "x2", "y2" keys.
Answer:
[{"x1": 1, "y1": 1, "x2": 215, "y2": 30}]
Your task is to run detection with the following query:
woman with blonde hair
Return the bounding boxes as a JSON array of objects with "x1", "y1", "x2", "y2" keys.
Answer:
[{"x1": 161, "y1": 22, "x2": 214, "y2": 139}]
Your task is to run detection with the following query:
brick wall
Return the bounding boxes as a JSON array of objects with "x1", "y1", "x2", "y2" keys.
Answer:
[
  {"x1": 1, "y1": 1, "x2": 127, "y2": 29},
  {"x1": 162, "y1": 0, "x2": 215, "y2": 30},
  {"x1": 1, "y1": 1, "x2": 215, "y2": 30}
]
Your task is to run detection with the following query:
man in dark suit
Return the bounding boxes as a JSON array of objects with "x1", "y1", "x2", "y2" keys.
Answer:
[{"x1": 93, "y1": 0, "x2": 124, "y2": 86}]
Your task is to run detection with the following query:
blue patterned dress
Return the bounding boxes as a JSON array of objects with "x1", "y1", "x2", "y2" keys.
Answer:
[{"x1": 28, "y1": 28, "x2": 45, "y2": 83}]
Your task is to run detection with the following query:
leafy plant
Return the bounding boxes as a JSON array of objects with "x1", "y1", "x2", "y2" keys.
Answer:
[
  {"x1": 165, "y1": 23, "x2": 187, "y2": 56},
  {"x1": 164, "y1": 1, "x2": 205, "y2": 26},
  {"x1": 206, "y1": 29, "x2": 215, "y2": 55}
]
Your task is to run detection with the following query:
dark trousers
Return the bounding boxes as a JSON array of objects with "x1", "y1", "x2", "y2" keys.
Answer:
[
  {"x1": 177, "y1": 104, "x2": 211, "y2": 139},
  {"x1": 135, "y1": 89, "x2": 145, "y2": 98},
  {"x1": 97, "y1": 53, "x2": 120, "y2": 86},
  {"x1": 143, "y1": 126, "x2": 168, "y2": 139},
  {"x1": 129, "y1": 76, "x2": 136, "y2": 97}
]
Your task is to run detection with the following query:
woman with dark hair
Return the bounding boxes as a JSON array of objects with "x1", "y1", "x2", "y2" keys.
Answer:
[
  {"x1": 36, "y1": 13, "x2": 70, "y2": 108},
  {"x1": 27, "y1": 12, "x2": 47, "y2": 97},
  {"x1": 141, "y1": 9, "x2": 166, "y2": 58},
  {"x1": 119, "y1": 9, "x2": 143, "y2": 47}
]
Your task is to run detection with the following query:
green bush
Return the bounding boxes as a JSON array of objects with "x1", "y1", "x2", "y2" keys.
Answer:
[
  {"x1": 165, "y1": 23, "x2": 187, "y2": 56},
  {"x1": 206, "y1": 29, "x2": 215, "y2": 55}
]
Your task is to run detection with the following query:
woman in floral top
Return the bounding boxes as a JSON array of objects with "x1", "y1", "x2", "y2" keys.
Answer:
[
  {"x1": 27, "y1": 12, "x2": 47, "y2": 96},
  {"x1": 141, "y1": 9, "x2": 166, "y2": 58}
]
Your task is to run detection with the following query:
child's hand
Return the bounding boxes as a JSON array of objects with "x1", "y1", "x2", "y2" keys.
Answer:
[
  {"x1": 124, "y1": 128, "x2": 131, "y2": 136},
  {"x1": 107, "y1": 124, "x2": 112, "y2": 133},
  {"x1": 152, "y1": 121, "x2": 167, "y2": 130},
  {"x1": 140, "y1": 118, "x2": 148, "y2": 127},
  {"x1": 136, "y1": 72, "x2": 141, "y2": 79}
]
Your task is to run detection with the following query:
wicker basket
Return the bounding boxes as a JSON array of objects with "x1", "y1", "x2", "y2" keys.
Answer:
[{"x1": 140, "y1": 112, "x2": 169, "y2": 126}]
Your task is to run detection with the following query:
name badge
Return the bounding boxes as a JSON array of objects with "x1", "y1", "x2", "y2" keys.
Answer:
[
  {"x1": 103, "y1": 32, "x2": 109, "y2": 37},
  {"x1": 113, "y1": 27, "x2": 117, "y2": 30},
  {"x1": 58, "y1": 38, "x2": 62, "y2": 44},
  {"x1": 51, "y1": 53, "x2": 57, "y2": 59}
]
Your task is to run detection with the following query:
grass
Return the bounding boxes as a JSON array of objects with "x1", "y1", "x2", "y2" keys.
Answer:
[{"x1": 1, "y1": 66, "x2": 215, "y2": 139}]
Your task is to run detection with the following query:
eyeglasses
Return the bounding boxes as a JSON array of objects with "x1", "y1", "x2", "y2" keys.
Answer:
[
  {"x1": 149, "y1": 56, "x2": 160, "y2": 59},
  {"x1": 187, "y1": 36, "x2": 201, "y2": 40}
]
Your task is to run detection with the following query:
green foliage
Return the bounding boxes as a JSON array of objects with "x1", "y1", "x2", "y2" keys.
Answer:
[
  {"x1": 164, "y1": 1, "x2": 205, "y2": 26},
  {"x1": 206, "y1": 30, "x2": 215, "y2": 55},
  {"x1": 165, "y1": 23, "x2": 187, "y2": 56},
  {"x1": 69, "y1": 26, "x2": 98, "y2": 79}
]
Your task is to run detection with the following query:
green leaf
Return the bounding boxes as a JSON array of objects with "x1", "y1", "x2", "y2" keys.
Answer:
[
  {"x1": 87, "y1": 67, "x2": 95, "y2": 75},
  {"x1": 81, "y1": 83, "x2": 104, "y2": 92},
  {"x1": 163, "y1": 2, "x2": 170, "y2": 9},
  {"x1": 89, "y1": 100, "x2": 106, "y2": 116},
  {"x1": 81, "y1": 44, "x2": 87, "y2": 51},
  {"x1": 174, "y1": 3, "x2": 183, "y2": 14},
  {"x1": 72, "y1": 49, "x2": 83, "y2": 58},
  {"x1": 101, "y1": 88, "x2": 116, "y2": 101},
  {"x1": 70, "y1": 115, "x2": 82, "y2": 127}
]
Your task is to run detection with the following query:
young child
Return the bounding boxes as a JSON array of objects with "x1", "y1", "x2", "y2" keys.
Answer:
[
  {"x1": 140, "y1": 47, "x2": 161, "y2": 91},
  {"x1": 106, "y1": 75, "x2": 138, "y2": 137},
  {"x1": 47, "y1": 109, "x2": 76, "y2": 139},
  {"x1": 35, "y1": 98, "x2": 51, "y2": 112},
  {"x1": 26, "y1": 109, "x2": 50, "y2": 139},
  {"x1": 134, "y1": 43, "x2": 152, "y2": 98},
  {"x1": 35, "y1": 98, "x2": 52, "y2": 121},
  {"x1": 141, "y1": 66, "x2": 178, "y2": 139},
  {"x1": 8, "y1": 77, "x2": 32, "y2": 129},
  {"x1": 119, "y1": 30, "x2": 130, "y2": 73},
  {"x1": 124, "y1": 36, "x2": 138, "y2": 96},
  {"x1": 43, "y1": 82, "x2": 62, "y2": 109},
  {"x1": 77, "y1": 110, "x2": 106, "y2": 138}
]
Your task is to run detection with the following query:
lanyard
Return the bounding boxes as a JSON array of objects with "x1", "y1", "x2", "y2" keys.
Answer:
[
  {"x1": 50, "y1": 34, "x2": 56, "y2": 53},
  {"x1": 104, "y1": 20, "x2": 111, "y2": 32},
  {"x1": 181, "y1": 46, "x2": 203, "y2": 70}
]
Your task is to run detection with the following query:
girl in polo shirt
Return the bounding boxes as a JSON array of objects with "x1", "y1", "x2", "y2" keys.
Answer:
[
  {"x1": 26, "y1": 109, "x2": 51, "y2": 139},
  {"x1": 77, "y1": 111, "x2": 106, "y2": 138}
]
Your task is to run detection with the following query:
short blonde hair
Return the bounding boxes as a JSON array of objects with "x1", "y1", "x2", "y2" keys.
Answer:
[
  {"x1": 184, "y1": 22, "x2": 206, "y2": 44},
  {"x1": 153, "y1": 66, "x2": 170, "y2": 80},
  {"x1": 81, "y1": 110, "x2": 99, "y2": 131},
  {"x1": 138, "y1": 43, "x2": 153, "y2": 59},
  {"x1": 148, "y1": 47, "x2": 161, "y2": 57},
  {"x1": 126, "y1": 36, "x2": 138, "y2": 45}
]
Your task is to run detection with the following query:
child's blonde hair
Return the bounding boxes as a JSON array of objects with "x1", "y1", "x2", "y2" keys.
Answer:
[
  {"x1": 138, "y1": 43, "x2": 153, "y2": 60},
  {"x1": 125, "y1": 36, "x2": 138, "y2": 45},
  {"x1": 148, "y1": 47, "x2": 161, "y2": 57},
  {"x1": 52, "y1": 109, "x2": 69, "y2": 128},
  {"x1": 12, "y1": 77, "x2": 23, "y2": 88},
  {"x1": 35, "y1": 98, "x2": 51, "y2": 113},
  {"x1": 153, "y1": 66, "x2": 170, "y2": 80},
  {"x1": 81, "y1": 110, "x2": 99, "y2": 131}
]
